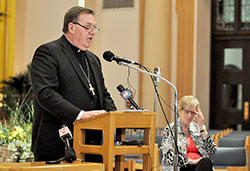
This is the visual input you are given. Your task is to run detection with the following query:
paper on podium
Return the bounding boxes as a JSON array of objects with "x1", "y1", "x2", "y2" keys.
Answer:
[{"x1": 122, "y1": 109, "x2": 148, "y2": 112}]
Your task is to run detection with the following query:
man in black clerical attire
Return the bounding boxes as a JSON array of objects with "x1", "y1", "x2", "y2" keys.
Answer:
[{"x1": 30, "y1": 6, "x2": 116, "y2": 162}]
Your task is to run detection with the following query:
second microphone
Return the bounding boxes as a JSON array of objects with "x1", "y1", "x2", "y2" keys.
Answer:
[{"x1": 117, "y1": 84, "x2": 143, "y2": 110}]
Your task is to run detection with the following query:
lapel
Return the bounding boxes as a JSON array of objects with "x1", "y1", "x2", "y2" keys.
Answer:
[{"x1": 58, "y1": 36, "x2": 94, "y2": 96}]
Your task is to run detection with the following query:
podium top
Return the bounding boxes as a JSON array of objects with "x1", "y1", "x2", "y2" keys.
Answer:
[
  {"x1": 0, "y1": 161, "x2": 105, "y2": 170},
  {"x1": 73, "y1": 111, "x2": 155, "y2": 129}
]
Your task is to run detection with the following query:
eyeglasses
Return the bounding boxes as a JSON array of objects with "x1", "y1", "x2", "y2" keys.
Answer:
[
  {"x1": 72, "y1": 22, "x2": 100, "y2": 33},
  {"x1": 182, "y1": 109, "x2": 196, "y2": 115}
]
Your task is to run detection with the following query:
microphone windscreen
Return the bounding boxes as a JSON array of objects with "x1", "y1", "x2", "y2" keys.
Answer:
[
  {"x1": 117, "y1": 84, "x2": 125, "y2": 92},
  {"x1": 59, "y1": 125, "x2": 73, "y2": 141},
  {"x1": 103, "y1": 51, "x2": 114, "y2": 62},
  {"x1": 64, "y1": 147, "x2": 76, "y2": 163}
]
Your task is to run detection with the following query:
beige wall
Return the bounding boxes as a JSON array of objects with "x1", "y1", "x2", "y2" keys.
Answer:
[
  {"x1": 85, "y1": 0, "x2": 141, "y2": 111},
  {"x1": 194, "y1": 0, "x2": 211, "y2": 127},
  {"x1": 171, "y1": 0, "x2": 178, "y2": 123},
  {"x1": 14, "y1": 0, "x2": 78, "y2": 74},
  {"x1": 14, "y1": 0, "x2": 26, "y2": 73},
  {"x1": 142, "y1": 0, "x2": 172, "y2": 127}
]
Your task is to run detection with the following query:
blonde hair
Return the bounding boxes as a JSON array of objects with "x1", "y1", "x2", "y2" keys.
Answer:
[{"x1": 178, "y1": 95, "x2": 200, "y2": 112}]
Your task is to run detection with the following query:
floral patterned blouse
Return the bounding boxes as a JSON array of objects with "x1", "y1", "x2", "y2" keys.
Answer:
[{"x1": 161, "y1": 118, "x2": 216, "y2": 171}]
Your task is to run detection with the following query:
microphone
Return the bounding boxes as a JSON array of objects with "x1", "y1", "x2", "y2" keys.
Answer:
[
  {"x1": 153, "y1": 67, "x2": 160, "y2": 85},
  {"x1": 116, "y1": 84, "x2": 143, "y2": 110},
  {"x1": 103, "y1": 51, "x2": 140, "y2": 65},
  {"x1": 59, "y1": 124, "x2": 73, "y2": 146},
  {"x1": 58, "y1": 124, "x2": 76, "y2": 163}
]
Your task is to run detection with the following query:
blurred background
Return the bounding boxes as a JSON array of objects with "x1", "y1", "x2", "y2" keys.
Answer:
[{"x1": 1, "y1": 0, "x2": 250, "y2": 130}]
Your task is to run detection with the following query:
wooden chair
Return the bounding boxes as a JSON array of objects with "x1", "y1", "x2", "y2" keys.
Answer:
[
  {"x1": 214, "y1": 132, "x2": 223, "y2": 146},
  {"x1": 211, "y1": 134, "x2": 215, "y2": 141},
  {"x1": 155, "y1": 127, "x2": 164, "y2": 135},
  {"x1": 125, "y1": 134, "x2": 163, "y2": 171},
  {"x1": 211, "y1": 147, "x2": 247, "y2": 171},
  {"x1": 244, "y1": 135, "x2": 250, "y2": 171},
  {"x1": 218, "y1": 137, "x2": 245, "y2": 147},
  {"x1": 123, "y1": 144, "x2": 160, "y2": 171},
  {"x1": 224, "y1": 131, "x2": 250, "y2": 138}
]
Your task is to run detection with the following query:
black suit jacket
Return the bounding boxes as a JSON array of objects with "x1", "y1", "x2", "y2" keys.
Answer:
[{"x1": 30, "y1": 35, "x2": 116, "y2": 159}]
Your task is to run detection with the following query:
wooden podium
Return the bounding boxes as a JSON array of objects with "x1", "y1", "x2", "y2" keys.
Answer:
[
  {"x1": 0, "y1": 161, "x2": 104, "y2": 171},
  {"x1": 73, "y1": 111, "x2": 156, "y2": 171}
]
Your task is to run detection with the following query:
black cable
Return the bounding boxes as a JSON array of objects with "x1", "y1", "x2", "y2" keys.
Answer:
[
  {"x1": 158, "y1": 92, "x2": 175, "y2": 112},
  {"x1": 138, "y1": 64, "x2": 179, "y2": 155},
  {"x1": 124, "y1": 63, "x2": 180, "y2": 166},
  {"x1": 126, "y1": 67, "x2": 137, "y2": 98}
]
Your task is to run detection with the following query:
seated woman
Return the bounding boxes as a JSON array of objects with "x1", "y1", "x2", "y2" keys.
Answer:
[{"x1": 161, "y1": 95, "x2": 216, "y2": 171}]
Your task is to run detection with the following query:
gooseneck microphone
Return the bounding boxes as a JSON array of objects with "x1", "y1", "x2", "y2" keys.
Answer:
[
  {"x1": 103, "y1": 51, "x2": 140, "y2": 65},
  {"x1": 117, "y1": 84, "x2": 143, "y2": 110}
]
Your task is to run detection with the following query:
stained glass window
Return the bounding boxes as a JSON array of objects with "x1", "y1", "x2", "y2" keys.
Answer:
[
  {"x1": 216, "y1": 0, "x2": 235, "y2": 31},
  {"x1": 241, "y1": 0, "x2": 250, "y2": 30}
]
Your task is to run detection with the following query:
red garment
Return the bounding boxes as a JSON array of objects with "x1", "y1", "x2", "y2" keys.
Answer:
[{"x1": 186, "y1": 135, "x2": 202, "y2": 159}]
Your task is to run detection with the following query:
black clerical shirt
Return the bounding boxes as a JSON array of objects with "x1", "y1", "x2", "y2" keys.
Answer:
[{"x1": 63, "y1": 35, "x2": 100, "y2": 111}]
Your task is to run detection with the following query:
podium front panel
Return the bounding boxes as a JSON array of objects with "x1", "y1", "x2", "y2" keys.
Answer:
[{"x1": 73, "y1": 111, "x2": 156, "y2": 171}]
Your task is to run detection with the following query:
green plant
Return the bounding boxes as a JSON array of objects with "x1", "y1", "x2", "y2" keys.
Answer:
[
  {"x1": 1, "y1": 64, "x2": 32, "y2": 121},
  {"x1": 0, "y1": 64, "x2": 34, "y2": 162},
  {"x1": 0, "y1": 92, "x2": 34, "y2": 162}
]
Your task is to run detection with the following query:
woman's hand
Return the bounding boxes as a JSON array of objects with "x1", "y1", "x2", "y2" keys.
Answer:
[
  {"x1": 195, "y1": 108, "x2": 204, "y2": 130},
  {"x1": 189, "y1": 157, "x2": 202, "y2": 165}
]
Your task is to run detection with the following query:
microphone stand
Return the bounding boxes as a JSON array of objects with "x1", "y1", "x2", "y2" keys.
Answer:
[
  {"x1": 119, "y1": 62, "x2": 179, "y2": 171},
  {"x1": 154, "y1": 82, "x2": 159, "y2": 113},
  {"x1": 153, "y1": 67, "x2": 160, "y2": 113}
]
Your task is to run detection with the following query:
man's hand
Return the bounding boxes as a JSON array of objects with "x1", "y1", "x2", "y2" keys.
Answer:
[{"x1": 80, "y1": 110, "x2": 107, "y2": 120}]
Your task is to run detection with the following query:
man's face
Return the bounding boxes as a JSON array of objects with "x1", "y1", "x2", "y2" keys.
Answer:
[{"x1": 70, "y1": 13, "x2": 97, "y2": 51}]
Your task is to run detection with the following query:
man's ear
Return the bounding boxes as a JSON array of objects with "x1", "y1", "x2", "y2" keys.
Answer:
[{"x1": 68, "y1": 22, "x2": 75, "y2": 34}]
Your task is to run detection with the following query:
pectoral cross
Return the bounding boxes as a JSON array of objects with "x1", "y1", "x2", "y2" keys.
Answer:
[{"x1": 89, "y1": 83, "x2": 95, "y2": 96}]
